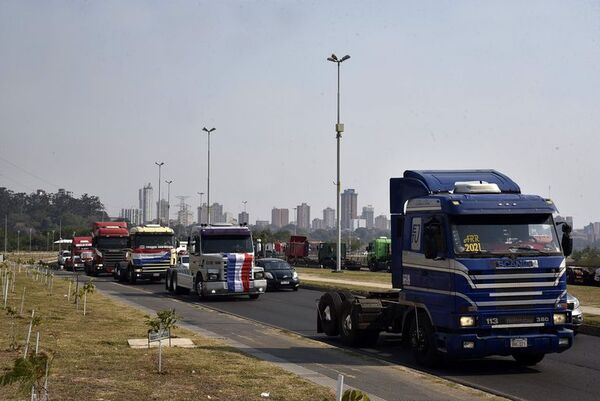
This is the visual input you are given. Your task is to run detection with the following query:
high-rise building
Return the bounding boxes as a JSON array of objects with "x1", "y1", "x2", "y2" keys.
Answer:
[
  {"x1": 312, "y1": 218, "x2": 324, "y2": 230},
  {"x1": 120, "y1": 208, "x2": 142, "y2": 226},
  {"x1": 297, "y1": 203, "x2": 310, "y2": 230},
  {"x1": 375, "y1": 215, "x2": 390, "y2": 231},
  {"x1": 238, "y1": 211, "x2": 249, "y2": 225},
  {"x1": 362, "y1": 205, "x2": 375, "y2": 229},
  {"x1": 255, "y1": 220, "x2": 270, "y2": 228},
  {"x1": 209, "y1": 203, "x2": 224, "y2": 223},
  {"x1": 139, "y1": 183, "x2": 154, "y2": 223},
  {"x1": 271, "y1": 208, "x2": 289, "y2": 228},
  {"x1": 224, "y1": 212, "x2": 236, "y2": 224},
  {"x1": 341, "y1": 189, "x2": 358, "y2": 230},
  {"x1": 323, "y1": 207, "x2": 335, "y2": 229},
  {"x1": 197, "y1": 204, "x2": 208, "y2": 225},
  {"x1": 177, "y1": 206, "x2": 193, "y2": 227}
]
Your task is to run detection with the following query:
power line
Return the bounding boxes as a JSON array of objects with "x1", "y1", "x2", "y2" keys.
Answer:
[{"x1": 0, "y1": 153, "x2": 61, "y2": 188}]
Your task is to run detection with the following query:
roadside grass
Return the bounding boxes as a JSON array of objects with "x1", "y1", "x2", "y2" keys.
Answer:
[
  {"x1": 567, "y1": 284, "x2": 600, "y2": 308},
  {"x1": 0, "y1": 265, "x2": 335, "y2": 401},
  {"x1": 296, "y1": 267, "x2": 391, "y2": 285},
  {"x1": 4, "y1": 251, "x2": 55, "y2": 263}
]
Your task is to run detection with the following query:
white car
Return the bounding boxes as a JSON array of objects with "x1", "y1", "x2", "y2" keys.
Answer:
[
  {"x1": 58, "y1": 250, "x2": 71, "y2": 266},
  {"x1": 177, "y1": 254, "x2": 190, "y2": 269}
]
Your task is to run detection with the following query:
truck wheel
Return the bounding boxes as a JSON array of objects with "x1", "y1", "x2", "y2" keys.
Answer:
[
  {"x1": 165, "y1": 272, "x2": 171, "y2": 291},
  {"x1": 128, "y1": 267, "x2": 137, "y2": 284},
  {"x1": 339, "y1": 301, "x2": 379, "y2": 347},
  {"x1": 512, "y1": 352, "x2": 545, "y2": 366},
  {"x1": 408, "y1": 312, "x2": 440, "y2": 367},
  {"x1": 317, "y1": 292, "x2": 343, "y2": 336},
  {"x1": 195, "y1": 275, "x2": 206, "y2": 300},
  {"x1": 173, "y1": 273, "x2": 189, "y2": 295}
]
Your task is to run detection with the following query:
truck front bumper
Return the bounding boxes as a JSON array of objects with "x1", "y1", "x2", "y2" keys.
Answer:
[
  {"x1": 200, "y1": 279, "x2": 267, "y2": 297},
  {"x1": 439, "y1": 328, "x2": 574, "y2": 358},
  {"x1": 133, "y1": 268, "x2": 168, "y2": 280}
]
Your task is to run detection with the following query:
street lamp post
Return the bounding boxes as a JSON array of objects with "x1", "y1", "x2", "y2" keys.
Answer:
[
  {"x1": 155, "y1": 162, "x2": 165, "y2": 225},
  {"x1": 29, "y1": 228, "x2": 32, "y2": 251},
  {"x1": 17, "y1": 230, "x2": 20, "y2": 253},
  {"x1": 202, "y1": 127, "x2": 216, "y2": 224},
  {"x1": 327, "y1": 53, "x2": 350, "y2": 272},
  {"x1": 197, "y1": 192, "x2": 204, "y2": 224},
  {"x1": 165, "y1": 180, "x2": 173, "y2": 227}
]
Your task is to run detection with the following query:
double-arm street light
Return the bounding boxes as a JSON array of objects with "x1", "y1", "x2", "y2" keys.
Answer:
[
  {"x1": 202, "y1": 127, "x2": 216, "y2": 224},
  {"x1": 155, "y1": 162, "x2": 165, "y2": 225},
  {"x1": 327, "y1": 53, "x2": 350, "y2": 273},
  {"x1": 165, "y1": 180, "x2": 173, "y2": 227}
]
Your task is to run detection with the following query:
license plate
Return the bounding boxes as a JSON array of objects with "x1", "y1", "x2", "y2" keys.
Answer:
[
  {"x1": 510, "y1": 338, "x2": 528, "y2": 348},
  {"x1": 280, "y1": 281, "x2": 289, "y2": 285},
  {"x1": 153, "y1": 273, "x2": 160, "y2": 277}
]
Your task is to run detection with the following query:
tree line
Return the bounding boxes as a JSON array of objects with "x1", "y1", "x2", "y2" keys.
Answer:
[{"x1": 0, "y1": 187, "x2": 108, "y2": 252}]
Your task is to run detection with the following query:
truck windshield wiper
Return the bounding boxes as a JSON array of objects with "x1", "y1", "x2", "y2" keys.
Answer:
[{"x1": 508, "y1": 246, "x2": 550, "y2": 256}]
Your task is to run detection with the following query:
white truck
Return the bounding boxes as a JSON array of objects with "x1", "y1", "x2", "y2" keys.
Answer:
[{"x1": 165, "y1": 224, "x2": 267, "y2": 300}]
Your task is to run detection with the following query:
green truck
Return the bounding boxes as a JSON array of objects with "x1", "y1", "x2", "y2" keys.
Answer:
[
  {"x1": 366, "y1": 237, "x2": 391, "y2": 272},
  {"x1": 318, "y1": 242, "x2": 347, "y2": 268}
]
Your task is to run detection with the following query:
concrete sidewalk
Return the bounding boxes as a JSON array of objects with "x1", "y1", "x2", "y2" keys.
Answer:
[{"x1": 299, "y1": 273, "x2": 600, "y2": 316}]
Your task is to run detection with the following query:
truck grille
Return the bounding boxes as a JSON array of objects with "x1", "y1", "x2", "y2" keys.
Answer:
[{"x1": 102, "y1": 251, "x2": 127, "y2": 266}]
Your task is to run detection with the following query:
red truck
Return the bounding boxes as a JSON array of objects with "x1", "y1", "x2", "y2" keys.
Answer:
[
  {"x1": 285, "y1": 236, "x2": 321, "y2": 266},
  {"x1": 86, "y1": 222, "x2": 129, "y2": 276},
  {"x1": 65, "y1": 236, "x2": 93, "y2": 271}
]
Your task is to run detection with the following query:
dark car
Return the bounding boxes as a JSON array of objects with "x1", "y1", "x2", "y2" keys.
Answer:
[{"x1": 255, "y1": 258, "x2": 300, "y2": 291}]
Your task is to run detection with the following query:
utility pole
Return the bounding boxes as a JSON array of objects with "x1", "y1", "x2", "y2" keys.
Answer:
[
  {"x1": 327, "y1": 53, "x2": 351, "y2": 273},
  {"x1": 29, "y1": 228, "x2": 32, "y2": 251},
  {"x1": 155, "y1": 162, "x2": 165, "y2": 225},
  {"x1": 4, "y1": 215, "x2": 7, "y2": 254},
  {"x1": 165, "y1": 180, "x2": 173, "y2": 227},
  {"x1": 202, "y1": 127, "x2": 216, "y2": 224},
  {"x1": 197, "y1": 192, "x2": 204, "y2": 224},
  {"x1": 17, "y1": 230, "x2": 20, "y2": 253}
]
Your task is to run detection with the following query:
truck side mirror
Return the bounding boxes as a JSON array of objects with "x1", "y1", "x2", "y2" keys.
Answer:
[{"x1": 561, "y1": 223, "x2": 573, "y2": 257}]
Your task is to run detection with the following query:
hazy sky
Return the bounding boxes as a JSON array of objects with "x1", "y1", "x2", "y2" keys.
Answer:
[{"x1": 1, "y1": 1, "x2": 599, "y2": 227}]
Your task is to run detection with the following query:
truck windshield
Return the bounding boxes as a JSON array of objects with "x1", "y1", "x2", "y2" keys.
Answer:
[
  {"x1": 96, "y1": 237, "x2": 129, "y2": 249},
  {"x1": 201, "y1": 235, "x2": 253, "y2": 254},
  {"x1": 132, "y1": 234, "x2": 175, "y2": 249},
  {"x1": 450, "y1": 214, "x2": 561, "y2": 257}
]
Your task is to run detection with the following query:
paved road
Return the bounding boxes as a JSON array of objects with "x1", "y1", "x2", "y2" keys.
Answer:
[{"x1": 69, "y1": 273, "x2": 600, "y2": 401}]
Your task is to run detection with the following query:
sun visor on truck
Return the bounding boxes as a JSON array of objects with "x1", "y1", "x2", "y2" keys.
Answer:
[
  {"x1": 403, "y1": 170, "x2": 521, "y2": 194},
  {"x1": 389, "y1": 177, "x2": 430, "y2": 215}
]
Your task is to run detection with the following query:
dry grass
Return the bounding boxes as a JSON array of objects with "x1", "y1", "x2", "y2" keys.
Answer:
[
  {"x1": 584, "y1": 314, "x2": 600, "y2": 327},
  {"x1": 0, "y1": 265, "x2": 334, "y2": 401},
  {"x1": 296, "y1": 267, "x2": 391, "y2": 285},
  {"x1": 567, "y1": 284, "x2": 600, "y2": 308}
]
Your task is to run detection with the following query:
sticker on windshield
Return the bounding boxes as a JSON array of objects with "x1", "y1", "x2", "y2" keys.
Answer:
[{"x1": 463, "y1": 234, "x2": 482, "y2": 252}]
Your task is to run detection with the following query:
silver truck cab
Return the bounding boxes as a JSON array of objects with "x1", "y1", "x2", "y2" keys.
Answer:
[{"x1": 166, "y1": 224, "x2": 267, "y2": 300}]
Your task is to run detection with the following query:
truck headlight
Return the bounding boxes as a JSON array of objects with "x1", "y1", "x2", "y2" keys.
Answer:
[
  {"x1": 459, "y1": 316, "x2": 476, "y2": 327},
  {"x1": 254, "y1": 272, "x2": 264, "y2": 280},
  {"x1": 553, "y1": 313, "x2": 567, "y2": 325},
  {"x1": 208, "y1": 273, "x2": 219, "y2": 281},
  {"x1": 265, "y1": 272, "x2": 273, "y2": 279}
]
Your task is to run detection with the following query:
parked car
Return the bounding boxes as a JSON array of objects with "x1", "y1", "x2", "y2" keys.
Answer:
[
  {"x1": 57, "y1": 250, "x2": 71, "y2": 267},
  {"x1": 255, "y1": 258, "x2": 300, "y2": 291},
  {"x1": 567, "y1": 293, "x2": 583, "y2": 334},
  {"x1": 595, "y1": 268, "x2": 600, "y2": 286}
]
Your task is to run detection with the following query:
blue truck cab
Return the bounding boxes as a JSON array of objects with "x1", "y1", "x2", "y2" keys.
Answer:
[
  {"x1": 317, "y1": 169, "x2": 574, "y2": 367},
  {"x1": 391, "y1": 170, "x2": 574, "y2": 365}
]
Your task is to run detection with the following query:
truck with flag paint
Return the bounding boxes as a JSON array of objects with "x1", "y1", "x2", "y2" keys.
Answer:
[
  {"x1": 165, "y1": 224, "x2": 267, "y2": 299},
  {"x1": 317, "y1": 170, "x2": 575, "y2": 366},
  {"x1": 114, "y1": 225, "x2": 176, "y2": 284}
]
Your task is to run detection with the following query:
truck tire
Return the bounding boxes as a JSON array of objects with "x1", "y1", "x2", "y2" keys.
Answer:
[
  {"x1": 317, "y1": 292, "x2": 343, "y2": 336},
  {"x1": 512, "y1": 352, "x2": 545, "y2": 366},
  {"x1": 165, "y1": 272, "x2": 171, "y2": 291},
  {"x1": 173, "y1": 273, "x2": 189, "y2": 295},
  {"x1": 408, "y1": 312, "x2": 440, "y2": 367},
  {"x1": 195, "y1": 274, "x2": 206, "y2": 300},
  {"x1": 128, "y1": 267, "x2": 137, "y2": 284},
  {"x1": 338, "y1": 300, "x2": 379, "y2": 347}
]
